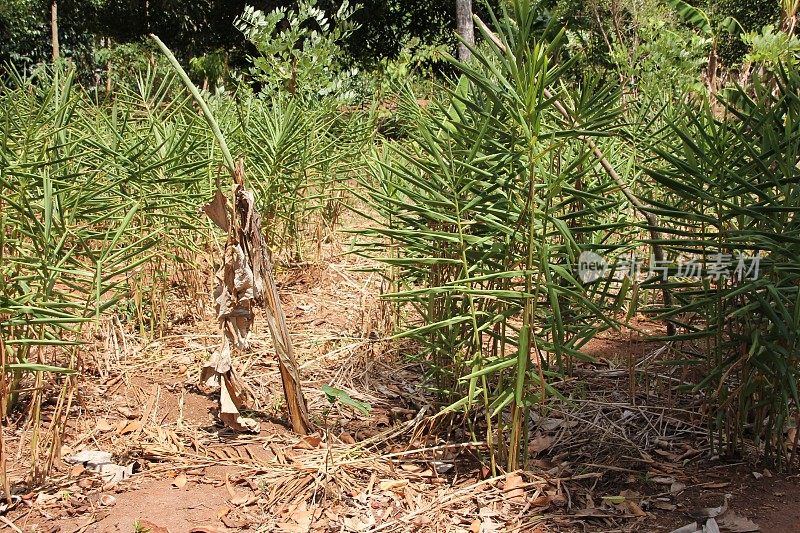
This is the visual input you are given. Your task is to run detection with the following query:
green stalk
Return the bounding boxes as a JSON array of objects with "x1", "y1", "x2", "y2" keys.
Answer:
[
  {"x1": 508, "y1": 154, "x2": 548, "y2": 471},
  {"x1": 149, "y1": 34, "x2": 236, "y2": 178},
  {"x1": 452, "y1": 180, "x2": 496, "y2": 475}
]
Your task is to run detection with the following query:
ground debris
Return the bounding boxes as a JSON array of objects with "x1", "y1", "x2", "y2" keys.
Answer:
[{"x1": 4, "y1": 224, "x2": 788, "y2": 533}]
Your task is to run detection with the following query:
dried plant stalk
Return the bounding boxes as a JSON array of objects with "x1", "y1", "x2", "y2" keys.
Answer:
[
  {"x1": 201, "y1": 163, "x2": 311, "y2": 435},
  {"x1": 149, "y1": 34, "x2": 311, "y2": 434}
]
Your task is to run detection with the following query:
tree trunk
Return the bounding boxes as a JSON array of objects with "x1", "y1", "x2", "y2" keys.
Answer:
[
  {"x1": 456, "y1": 0, "x2": 474, "y2": 61},
  {"x1": 50, "y1": 0, "x2": 59, "y2": 61},
  {"x1": 706, "y1": 46, "x2": 718, "y2": 97},
  {"x1": 106, "y1": 38, "x2": 113, "y2": 93}
]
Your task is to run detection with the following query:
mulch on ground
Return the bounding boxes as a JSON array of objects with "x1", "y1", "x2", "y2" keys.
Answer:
[{"x1": 2, "y1": 232, "x2": 796, "y2": 533}]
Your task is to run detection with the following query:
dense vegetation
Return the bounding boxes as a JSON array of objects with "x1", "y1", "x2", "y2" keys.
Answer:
[{"x1": 2, "y1": 0, "x2": 800, "y2": 487}]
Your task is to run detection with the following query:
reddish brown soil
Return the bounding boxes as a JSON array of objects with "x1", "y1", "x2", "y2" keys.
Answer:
[
  {"x1": 57, "y1": 477, "x2": 233, "y2": 532},
  {"x1": 732, "y1": 474, "x2": 800, "y2": 532},
  {"x1": 653, "y1": 465, "x2": 800, "y2": 533}
]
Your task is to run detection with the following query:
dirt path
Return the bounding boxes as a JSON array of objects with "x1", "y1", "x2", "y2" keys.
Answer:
[{"x1": 59, "y1": 477, "x2": 232, "y2": 532}]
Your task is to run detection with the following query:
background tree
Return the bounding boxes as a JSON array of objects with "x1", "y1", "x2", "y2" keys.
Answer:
[
  {"x1": 1, "y1": 0, "x2": 49, "y2": 67},
  {"x1": 50, "y1": 0, "x2": 59, "y2": 60},
  {"x1": 713, "y1": 0, "x2": 781, "y2": 64},
  {"x1": 456, "y1": 0, "x2": 475, "y2": 60},
  {"x1": 0, "y1": 0, "x2": 101, "y2": 74},
  {"x1": 0, "y1": 0, "x2": 784, "y2": 84}
]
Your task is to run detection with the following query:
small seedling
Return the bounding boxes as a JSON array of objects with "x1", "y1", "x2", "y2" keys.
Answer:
[{"x1": 321, "y1": 384, "x2": 371, "y2": 415}]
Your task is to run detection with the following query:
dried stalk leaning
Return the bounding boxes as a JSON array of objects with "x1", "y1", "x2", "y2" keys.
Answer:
[{"x1": 151, "y1": 34, "x2": 311, "y2": 435}]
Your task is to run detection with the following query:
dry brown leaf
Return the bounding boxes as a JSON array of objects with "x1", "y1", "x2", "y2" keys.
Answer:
[
  {"x1": 216, "y1": 506, "x2": 231, "y2": 520},
  {"x1": 528, "y1": 434, "x2": 553, "y2": 454},
  {"x1": 503, "y1": 472, "x2": 526, "y2": 502},
  {"x1": 339, "y1": 432, "x2": 356, "y2": 444},
  {"x1": 199, "y1": 239, "x2": 262, "y2": 435},
  {"x1": 137, "y1": 521, "x2": 170, "y2": 533},
  {"x1": 217, "y1": 367, "x2": 259, "y2": 433},
  {"x1": 69, "y1": 464, "x2": 85, "y2": 477},
  {"x1": 201, "y1": 189, "x2": 230, "y2": 232},
  {"x1": 378, "y1": 479, "x2": 408, "y2": 492},
  {"x1": 469, "y1": 519, "x2": 481, "y2": 533},
  {"x1": 96, "y1": 418, "x2": 114, "y2": 432},
  {"x1": 294, "y1": 435, "x2": 322, "y2": 449},
  {"x1": 626, "y1": 500, "x2": 647, "y2": 517},
  {"x1": 172, "y1": 473, "x2": 187, "y2": 489},
  {"x1": 117, "y1": 420, "x2": 142, "y2": 435}
]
